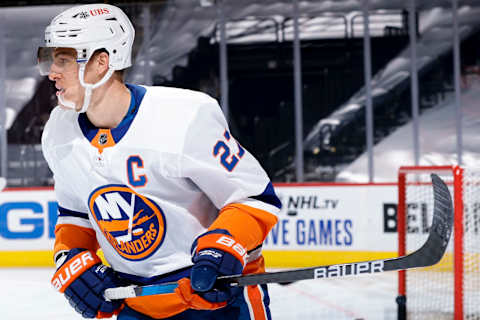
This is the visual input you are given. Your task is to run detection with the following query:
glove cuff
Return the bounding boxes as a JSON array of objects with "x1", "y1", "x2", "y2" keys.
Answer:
[{"x1": 51, "y1": 250, "x2": 101, "y2": 293}]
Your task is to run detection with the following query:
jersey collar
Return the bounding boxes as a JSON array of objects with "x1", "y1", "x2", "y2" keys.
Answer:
[{"x1": 78, "y1": 84, "x2": 146, "y2": 153}]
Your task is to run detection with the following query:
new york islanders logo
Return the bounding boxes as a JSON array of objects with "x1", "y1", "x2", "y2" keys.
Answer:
[{"x1": 88, "y1": 185, "x2": 166, "y2": 261}]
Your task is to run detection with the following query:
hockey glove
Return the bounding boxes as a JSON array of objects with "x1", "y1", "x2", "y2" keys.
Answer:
[
  {"x1": 51, "y1": 248, "x2": 123, "y2": 319},
  {"x1": 188, "y1": 229, "x2": 245, "y2": 303}
]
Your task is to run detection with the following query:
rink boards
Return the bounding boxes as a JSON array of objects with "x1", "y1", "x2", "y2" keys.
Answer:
[{"x1": 0, "y1": 183, "x2": 404, "y2": 267}]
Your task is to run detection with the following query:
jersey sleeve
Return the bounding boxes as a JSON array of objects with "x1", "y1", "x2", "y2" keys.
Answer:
[
  {"x1": 52, "y1": 185, "x2": 99, "y2": 255},
  {"x1": 180, "y1": 99, "x2": 281, "y2": 250},
  {"x1": 42, "y1": 110, "x2": 98, "y2": 255}
]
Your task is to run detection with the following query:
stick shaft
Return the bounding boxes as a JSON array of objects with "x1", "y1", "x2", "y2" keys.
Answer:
[{"x1": 105, "y1": 173, "x2": 453, "y2": 299}]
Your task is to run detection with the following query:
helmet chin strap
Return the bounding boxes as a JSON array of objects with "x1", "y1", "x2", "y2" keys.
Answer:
[
  {"x1": 57, "y1": 93, "x2": 76, "y2": 110},
  {"x1": 76, "y1": 63, "x2": 115, "y2": 113}
]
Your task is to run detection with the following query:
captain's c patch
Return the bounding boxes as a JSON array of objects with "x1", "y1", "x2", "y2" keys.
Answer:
[{"x1": 88, "y1": 185, "x2": 166, "y2": 261}]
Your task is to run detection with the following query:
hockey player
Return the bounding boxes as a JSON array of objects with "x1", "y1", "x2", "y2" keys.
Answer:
[{"x1": 39, "y1": 3, "x2": 280, "y2": 320}]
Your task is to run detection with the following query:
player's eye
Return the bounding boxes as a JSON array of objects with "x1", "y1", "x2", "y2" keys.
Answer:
[{"x1": 55, "y1": 56, "x2": 73, "y2": 67}]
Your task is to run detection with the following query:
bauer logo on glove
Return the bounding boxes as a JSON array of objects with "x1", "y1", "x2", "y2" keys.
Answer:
[
  {"x1": 215, "y1": 235, "x2": 247, "y2": 264},
  {"x1": 51, "y1": 250, "x2": 100, "y2": 292},
  {"x1": 51, "y1": 248, "x2": 124, "y2": 319}
]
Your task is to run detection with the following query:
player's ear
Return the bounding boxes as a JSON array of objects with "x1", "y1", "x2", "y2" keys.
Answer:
[
  {"x1": 86, "y1": 50, "x2": 109, "y2": 78},
  {"x1": 95, "y1": 51, "x2": 110, "y2": 76}
]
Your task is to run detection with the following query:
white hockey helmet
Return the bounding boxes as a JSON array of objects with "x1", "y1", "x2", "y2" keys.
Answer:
[
  {"x1": 39, "y1": 3, "x2": 135, "y2": 74},
  {"x1": 37, "y1": 4, "x2": 135, "y2": 112}
]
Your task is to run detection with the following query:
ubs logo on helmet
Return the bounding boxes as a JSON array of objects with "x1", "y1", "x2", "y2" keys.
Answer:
[
  {"x1": 89, "y1": 185, "x2": 166, "y2": 261},
  {"x1": 89, "y1": 8, "x2": 110, "y2": 16}
]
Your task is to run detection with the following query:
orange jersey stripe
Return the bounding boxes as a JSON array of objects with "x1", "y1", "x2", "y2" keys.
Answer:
[
  {"x1": 125, "y1": 292, "x2": 189, "y2": 319},
  {"x1": 245, "y1": 285, "x2": 268, "y2": 320},
  {"x1": 209, "y1": 203, "x2": 278, "y2": 250},
  {"x1": 244, "y1": 256, "x2": 266, "y2": 274},
  {"x1": 54, "y1": 224, "x2": 99, "y2": 256}
]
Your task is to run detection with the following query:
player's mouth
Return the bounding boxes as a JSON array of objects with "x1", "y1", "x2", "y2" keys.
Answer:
[
  {"x1": 55, "y1": 86, "x2": 77, "y2": 110},
  {"x1": 56, "y1": 88, "x2": 66, "y2": 96}
]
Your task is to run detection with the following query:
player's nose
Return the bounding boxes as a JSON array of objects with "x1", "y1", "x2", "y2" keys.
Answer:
[
  {"x1": 48, "y1": 62, "x2": 63, "y2": 81},
  {"x1": 48, "y1": 69, "x2": 60, "y2": 82}
]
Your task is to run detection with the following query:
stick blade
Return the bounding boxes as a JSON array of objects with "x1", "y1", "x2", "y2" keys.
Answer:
[
  {"x1": 428, "y1": 173, "x2": 454, "y2": 262},
  {"x1": 385, "y1": 173, "x2": 453, "y2": 271}
]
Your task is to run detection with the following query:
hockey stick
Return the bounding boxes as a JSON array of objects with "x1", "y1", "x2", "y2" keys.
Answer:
[
  {"x1": 0, "y1": 177, "x2": 5, "y2": 191},
  {"x1": 105, "y1": 173, "x2": 453, "y2": 300}
]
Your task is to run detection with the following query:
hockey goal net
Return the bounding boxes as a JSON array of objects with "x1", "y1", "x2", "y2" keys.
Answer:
[{"x1": 397, "y1": 166, "x2": 480, "y2": 319}]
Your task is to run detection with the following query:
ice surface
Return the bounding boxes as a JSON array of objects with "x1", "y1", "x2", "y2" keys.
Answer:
[{"x1": 0, "y1": 268, "x2": 398, "y2": 319}]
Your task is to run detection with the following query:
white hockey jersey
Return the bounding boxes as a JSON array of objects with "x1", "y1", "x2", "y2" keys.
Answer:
[{"x1": 42, "y1": 84, "x2": 281, "y2": 279}]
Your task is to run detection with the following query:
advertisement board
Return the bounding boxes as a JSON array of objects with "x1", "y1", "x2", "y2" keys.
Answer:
[
  {"x1": 0, "y1": 184, "x2": 403, "y2": 267},
  {"x1": 0, "y1": 188, "x2": 57, "y2": 266},
  {"x1": 263, "y1": 184, "x2": 399, "y2": 266}
]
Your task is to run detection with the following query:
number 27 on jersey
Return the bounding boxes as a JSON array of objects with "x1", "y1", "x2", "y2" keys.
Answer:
[{"x1": 213, "y1": 130, "x2": 244, "y2": 172}]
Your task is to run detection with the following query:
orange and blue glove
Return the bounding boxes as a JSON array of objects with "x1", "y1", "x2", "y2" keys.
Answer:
[
  {"x1": 51, "y1": 248, "x2": 124, "y2": 318},
  {"x1": 187, "y1": 229, "x2": 245, "y2": 304}
]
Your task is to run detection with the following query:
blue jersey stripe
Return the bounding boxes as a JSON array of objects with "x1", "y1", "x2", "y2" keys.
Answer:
[
  {"x1": 250, "y1": 182, "x2": 282, "y2": 209},
  {"x1": 58, "y1": 206, "x2": 89, "y2": 219}
]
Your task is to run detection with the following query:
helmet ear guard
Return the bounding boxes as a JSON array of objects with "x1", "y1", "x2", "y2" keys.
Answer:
[{"x1": 77, "y1": 62, "x2": 115, "y2": 113}]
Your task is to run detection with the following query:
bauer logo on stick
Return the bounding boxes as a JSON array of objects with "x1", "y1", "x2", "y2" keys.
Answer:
[{"x1": 313, "y1": 261, "x2": 384, "y2": 279}]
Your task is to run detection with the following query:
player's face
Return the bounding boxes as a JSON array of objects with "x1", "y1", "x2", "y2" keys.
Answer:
[{"x1": 47, "y1": 48, "x2": 84, "y2": 110}]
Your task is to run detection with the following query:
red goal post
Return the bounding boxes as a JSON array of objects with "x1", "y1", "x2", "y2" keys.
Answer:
[{"x1": 396, "y1": 165, "x2": 480, "y2": 320}]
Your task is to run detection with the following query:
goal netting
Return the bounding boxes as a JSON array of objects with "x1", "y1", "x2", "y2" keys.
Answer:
[{"x1": 397, "y1": 166, "x2": 480, "y2": 320}]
